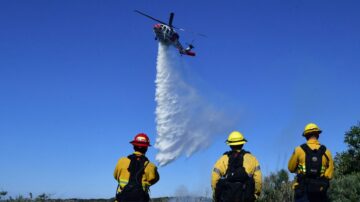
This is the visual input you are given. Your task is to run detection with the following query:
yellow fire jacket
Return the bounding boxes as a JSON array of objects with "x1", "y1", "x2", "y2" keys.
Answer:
[
  {"x1": 113, "y1": 151, "x2": 159, "y2": 194},
  {"x1": 288, "y1": 139, "x2": 334, "y2": 185},
  {"x1": 211, "y1": 150, "x2": 262, "y2": 198}
]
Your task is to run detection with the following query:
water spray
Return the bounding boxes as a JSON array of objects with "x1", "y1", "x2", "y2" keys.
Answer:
[{"x1": 154, "y1": 43, "x2": 238, "y2": 166}]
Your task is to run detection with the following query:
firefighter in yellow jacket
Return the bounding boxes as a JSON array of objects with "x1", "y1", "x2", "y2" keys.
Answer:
[
  {"x1": 211, "y1": 131, "x2": 262, "y2": 202},
  {"x1": 288, "y1": 123, "x2": 334, "y2": 202},
  {"x1": 114, "y1": 133, "x2": 159, "y2": 202}
]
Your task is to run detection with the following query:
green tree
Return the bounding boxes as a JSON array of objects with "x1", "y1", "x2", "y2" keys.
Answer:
[
  {"x1": 329, "y1": 172, "x2": 360, "y2": 202},
  {"x1": 334, "y1": 122, "x2": 360, "y2": 175},
  {"x1": 329, "y1": 122, "x2": 360, "y2": 201}
]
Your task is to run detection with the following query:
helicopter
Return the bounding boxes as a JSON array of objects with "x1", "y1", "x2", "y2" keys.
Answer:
[{"x1": 135, "y1": 10, "x2": 204, "y2": 57}]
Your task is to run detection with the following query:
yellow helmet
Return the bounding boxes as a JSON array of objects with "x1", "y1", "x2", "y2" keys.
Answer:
[
  {"x1": 303, "y1": 123, "x2": 322, "y2": 136},
  {"x1": 226, "y1": 131, "x2": 247, "y2": 146}
]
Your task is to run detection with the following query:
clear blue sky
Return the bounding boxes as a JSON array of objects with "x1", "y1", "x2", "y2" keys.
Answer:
[{"x1": 1, "y1": 0, "x2": 360, "y2": 199}]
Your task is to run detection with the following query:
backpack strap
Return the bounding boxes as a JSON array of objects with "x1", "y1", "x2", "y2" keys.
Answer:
[
  {"x1": 300, "y1": 143, "x2": 312, "y2": 154},
  {"x1": 319, "y1": 145, "x2": 331, "y2": 169},
  {"x1": 300, "y1": 144, "x2": 328, "y2": 161},
  {"x1": 320, "y1": 145, "x2": 329, "y2": 162}
]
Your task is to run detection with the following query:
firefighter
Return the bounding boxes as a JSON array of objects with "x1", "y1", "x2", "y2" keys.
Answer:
[
  {"x1": 288, "y1": 123, "x2": 334, "y2": 202},
  {"x1": 113, "y1": 133, "x2": 159, "y2": 202},
  {"x1": 211, "y1": 131, "x2": 262, "y2": 202}
]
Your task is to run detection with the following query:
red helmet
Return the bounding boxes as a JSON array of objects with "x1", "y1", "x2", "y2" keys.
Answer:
[{"x1": 130, "y1": 133, "x2": 151, "y2": 147}]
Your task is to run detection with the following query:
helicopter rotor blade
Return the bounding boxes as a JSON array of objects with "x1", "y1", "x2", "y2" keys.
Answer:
[
  {"x1": 134, "y1": 10, "x2": 168, "y2": 25},
  {"x1": 178, "y1": 28, "x2": 207, "y2": 38},
  {"x1": 168, "y1": 12, "x2": 174, "y2": 27}
]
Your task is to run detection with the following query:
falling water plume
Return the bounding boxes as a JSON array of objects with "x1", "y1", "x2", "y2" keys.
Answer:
[{"x1": 154, "y1": 43, "x2": 238, "y2": 166}]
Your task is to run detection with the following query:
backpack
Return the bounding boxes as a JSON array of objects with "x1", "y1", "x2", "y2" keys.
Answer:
[
  {"x1": 215, "y1": 150, "x2": 255, "y2": 202},
  {"x1": 299, "y1": 144, "x2": 330, "y2": 194},
  {"x1": 116, "y1": 154, "x2": 150, "y2": 202}
]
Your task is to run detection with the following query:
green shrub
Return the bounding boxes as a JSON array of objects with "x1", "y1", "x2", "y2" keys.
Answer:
[
  {"x1": 258, "y1": 169, "x2": 293, "y2": 202},
  {"x1": 329, "y1": 172, "x2": 360, "y2": 202}
]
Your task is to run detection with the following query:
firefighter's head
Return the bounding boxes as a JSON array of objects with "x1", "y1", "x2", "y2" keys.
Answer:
[
  {"x1": 226, "y1": 131, "x2": 247, "y2": 150},
  {"x1": 130, "y1": 133, "x2": 151, "y2": 154},
  {"x1": 303, "y1": 123, "x2": 322, "y2": 140}
]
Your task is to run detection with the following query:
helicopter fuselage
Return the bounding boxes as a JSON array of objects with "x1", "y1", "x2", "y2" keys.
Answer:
[{"x1": 153, "y1": 24, "x2": 179, "y2": 45}]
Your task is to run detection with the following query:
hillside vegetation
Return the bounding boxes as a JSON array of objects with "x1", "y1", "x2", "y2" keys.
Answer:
[{"x1": 1, "y1": 122, "x2": 359, "y2": 202}]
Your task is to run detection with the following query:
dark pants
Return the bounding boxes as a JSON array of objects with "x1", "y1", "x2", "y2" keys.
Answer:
[
  {"x1": 294, "y1": 187, "x2": 329, "y2": 202},
  {"x1": 294, "y1": 176, "x2": 330, "y2": 202},
  {"x1": 116, "y1": 190, "x2": 150, "y2": 202}
]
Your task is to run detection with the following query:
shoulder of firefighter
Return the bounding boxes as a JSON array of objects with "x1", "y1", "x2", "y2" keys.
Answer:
[
  {"x1": 288, "y1": 139, "x2": 334, "y2": 180},
  {"x1": 211, "y1": 152, "x2": 262, "y2": 198},
  {"x1": 113, "y1": 152, "x2": 159, "y2": 193}
]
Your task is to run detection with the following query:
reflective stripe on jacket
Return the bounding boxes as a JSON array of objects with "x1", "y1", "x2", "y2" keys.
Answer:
[
  {"x1": 113, "y1": 151, "x2": 159, "y2": 193},
  {"x1": 211, "y1": 150, "x2": 262, "y2": 198},
  {"x1": 288, "y1": 139, "x2": 334, "y2": 184}
]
